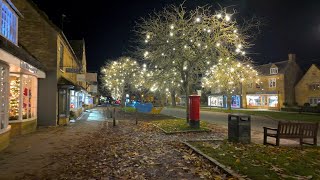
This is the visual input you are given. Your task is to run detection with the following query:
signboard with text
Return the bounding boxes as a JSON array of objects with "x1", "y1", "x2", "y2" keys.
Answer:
[
  {"x1": 66, "y1": 68, "x2": 80, "y2": 73},
  {"x1": 76, "y1": 74, "x2": 86, "y2": 82}
]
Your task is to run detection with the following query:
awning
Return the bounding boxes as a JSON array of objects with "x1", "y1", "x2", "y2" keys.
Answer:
[{"x1": 58, "y1": 77, "x2": 75, "y2": 89}]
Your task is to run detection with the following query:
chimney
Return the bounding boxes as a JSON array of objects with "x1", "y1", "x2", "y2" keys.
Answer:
[{"x1": 288, "y1": 53, "x2": 296, "y2": 62}]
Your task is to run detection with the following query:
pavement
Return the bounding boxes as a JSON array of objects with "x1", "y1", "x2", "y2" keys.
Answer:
[{"x1": 161, "y1": 107, "x2": 320, "y2": 146}]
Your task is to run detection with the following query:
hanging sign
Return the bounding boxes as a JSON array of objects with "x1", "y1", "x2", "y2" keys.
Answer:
[
  {"x1": 66, "y1": 68, "x2": 80, "y2": 73},
  {"x1": 77, "y1": 74, "x2": 86, "y2": 82}
]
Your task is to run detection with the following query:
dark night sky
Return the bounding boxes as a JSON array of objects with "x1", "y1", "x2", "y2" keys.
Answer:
[{"x1": 32, "y1": 0, "x2": 320, "y2": 72}]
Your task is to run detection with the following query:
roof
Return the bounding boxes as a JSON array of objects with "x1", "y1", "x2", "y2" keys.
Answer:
[
  {"x1": 69, "y1": 40, "x2": 84, "y2": 61},
  {"x1": 256, "y1": 60, "x2": 289, "y2": 75},
  {"x1": 6, "y1": 0, "x2": 23, "y2": 17},
  {"x1": 0, "y1": 35, "x2": 45, "y2": 71}
]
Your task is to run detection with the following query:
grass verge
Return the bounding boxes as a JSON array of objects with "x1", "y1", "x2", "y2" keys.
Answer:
[
  {"x1": 152, "y1": 119, "x2": 209, "y2": 133},
  {"x1": 189, "y1": 140, "x2": 320, "y2": 180},
  {"x1": 201, "y1": 108, "x2": 320, "y2": 122}
]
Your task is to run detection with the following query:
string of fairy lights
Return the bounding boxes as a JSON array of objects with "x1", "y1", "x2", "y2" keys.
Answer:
[{"x1": 101, "y1": 58, "x2": 145, "y2": 99}]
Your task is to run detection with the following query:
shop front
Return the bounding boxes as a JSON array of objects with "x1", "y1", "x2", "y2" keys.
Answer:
[
  {"x1": 9, "y1": 62, "x2": 45, "y2": 136},
  {"x1": 70, "y1": 89, "x2": 92, "y2": 118},
  {"x1": 246, "y1": 94, "x2": 279, "y2": 110},
  {"x1": 208, "y1": 95, "x2": 241, "y2": 109}
]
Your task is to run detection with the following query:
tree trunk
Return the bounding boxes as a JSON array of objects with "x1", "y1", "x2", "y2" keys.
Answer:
[
  {"x1": 171, "y1": 89, "x2": 176, "y2": 107},
  {"x1": 185, "y1": 73, "x2": 190, "y2": 123},
  {"x1": 121, "y1": 86, "x2": 126, "y2": 107},
  {"x1": 227, "y1": 94, "x2": 232, "y2": 110}
]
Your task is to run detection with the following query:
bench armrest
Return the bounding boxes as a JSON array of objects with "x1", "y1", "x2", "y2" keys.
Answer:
[{"x1": 263, "y1": 127, "x2": 278, "y2": 131}]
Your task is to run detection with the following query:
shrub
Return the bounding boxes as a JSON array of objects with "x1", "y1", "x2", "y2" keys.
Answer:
[
  {"x1": 70, "y1": 111, "x2": 76, "y2": 119},
  {"x1": 304, "y1": 103, "x2": 310, "y2": 107}
]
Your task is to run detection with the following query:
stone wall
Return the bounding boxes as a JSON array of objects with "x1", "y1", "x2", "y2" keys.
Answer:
[
  {"x1": 11, "y1": 0, "x2": 58, "y2": 71},
  {"x1": 9, "y1": 119, "x2": 37, "y2": 137}
]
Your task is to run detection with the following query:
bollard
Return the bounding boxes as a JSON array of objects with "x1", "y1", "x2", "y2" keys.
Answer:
[
  {"x1": 135, "y1": 109, "x2": 138, "y2": 125},
  {"x1": 113, "y1": 107, "x2": 116, "y2": 126}
]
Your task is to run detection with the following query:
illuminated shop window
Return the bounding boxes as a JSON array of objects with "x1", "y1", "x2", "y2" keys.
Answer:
[
  {"x1": 22, "y1": 75, "x2": 37, "y2": 119},
  {"x1": 1, "y1": 2, "x2": 17, "y2": 44},
  {"x1": 247, "y1": 95, "x2": 278, "y2": 108},
  {"x1": 9, "y1": 74, "x2": 19, "y2": 120},
  {"x1": 70, "y1": 90, "x2": 79, "y2": 109},
  {"x1": 0, "y1": 63, "x2": 9, "y2": 129},
  {"x1": 268, "y1": 96, "x2": 278, "y2": 107},
  {"x1": 9, "y1": 74, "x2": 37, "y2": 121}
]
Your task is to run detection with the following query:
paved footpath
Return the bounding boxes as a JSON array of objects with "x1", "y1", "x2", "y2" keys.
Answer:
[
  {"x1": 0, "y1": 108, "x2": 104, "y2": 179},
  {"x1": 161, "y1": 107, "x2": 320, "y2": 145}
]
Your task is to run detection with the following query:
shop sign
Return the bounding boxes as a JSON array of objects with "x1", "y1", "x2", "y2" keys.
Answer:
[
  {"x1": 77, "y1": 74, "x2": 86, "y2": 82},
  {"x1": 86, "y1": 73, "x2": 97, "y2": 82},
  {"x1": 20, "y1": 61, "x2": 38, "y2": 74},
  {"x1": 88, "y1": 85, "x2": 98, "y2": 93},
  {"x1": 66, "y1": 68, "x2": 80, "y2": 73}
]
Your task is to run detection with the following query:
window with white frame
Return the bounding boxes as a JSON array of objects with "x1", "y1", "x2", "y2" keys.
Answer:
[
  {"x1": 309, "y1": 97, "x2": 320, "y2": 106},
  {"x1": 1, "y1": 1, "x2": 17, "y2": 44},
  {"x1": 269, "y1": 78, "x2": 276, "y2": 88},
  {"x1": 9, "y1": 74, "x2": 37, "y2": 120},
  {"x1": 270, "y1": 67, "x2": 278, "y2": 74}
]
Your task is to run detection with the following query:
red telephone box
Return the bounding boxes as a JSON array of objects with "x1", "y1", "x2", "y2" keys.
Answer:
[{"x1": 189, "y1": 95, "x2": 200, "y2": 128}]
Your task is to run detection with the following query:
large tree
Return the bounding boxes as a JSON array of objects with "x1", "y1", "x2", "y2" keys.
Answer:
[
  {"x1": 135, "y1": 4, "x2": 259, "y2": 123},
  {"x1": 100, "y1": 57, "x2": 144, "y2": 105}
]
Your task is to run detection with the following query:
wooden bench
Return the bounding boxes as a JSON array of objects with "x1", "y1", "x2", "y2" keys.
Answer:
[{"x1": 263, "y1": 122, "x2": 319, "y2": 146}]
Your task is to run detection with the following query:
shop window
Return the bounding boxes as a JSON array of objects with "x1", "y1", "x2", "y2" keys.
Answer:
[
  {"x1": 269, "y1": 78, "x2": 276, "y2": 88},
  {"x1": 1, "y1": 2, "x2": 17, "y2": 44},
  {"x1": 22, "y1": 75, "x2": 37, "y2": 119},
  {"x1": 309, "y1": 97, "x2": 320, "y2": 106},
  {"x1": 0, "y1": 64, "x2": 9, "y2": 129},
  {"x1": 9, "y1": 74, "x2": 37, "y2": 120},
  {"x1": 9, "y1": 74, "x2": 19, "y2": 120},
  {"x1": 70, "y1": 90, "x2": 78, "y2": 109},
  {"x1": 247, "y1": 95, "x2": 261, "y2": 106},
  {"x1": 208, "y1": 96, "x2": 224, "y2": 107},
  {"x1": 270, "y1": 67, "x2": 278, "y2": 74},
  {"x1": 231, "y1": 95, "x2": 241, "y2": 108},
  {"x1": 268, "y1": 96, "x2": 278, "y2": 107}
]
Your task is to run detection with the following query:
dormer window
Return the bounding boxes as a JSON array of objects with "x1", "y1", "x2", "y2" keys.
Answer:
[
  {"x1": 270, "y1": 67, "x2": 278, "y2": 74},
  {"x1": 0, "y1": 1, "x2": 18, "y2": 44}
]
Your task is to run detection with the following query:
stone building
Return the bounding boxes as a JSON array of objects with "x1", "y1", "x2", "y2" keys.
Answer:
[
  {"x1": 0, "y1": 0, "x2": 45, "y2": 150},
  {"x1": 11, "y1": 0, "x2": 89, "y2": 126},
  {"x1": 242, "y1": 54, "x2": 303, "y2": 110},
  {"x1": 295, "y1": 64, "x2": 320, "y2": 106}
]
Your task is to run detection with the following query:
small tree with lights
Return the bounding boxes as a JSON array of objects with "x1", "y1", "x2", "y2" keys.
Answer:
[
  {"x1": 202, "y1": 56, "x2": 259, "y2": 109},
  {"x1": 135, "y1": 4, "x2": 260, "y2": 123},
  {"x1": 100, "y1": 57, "x2": 144, "y2": 105}
]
